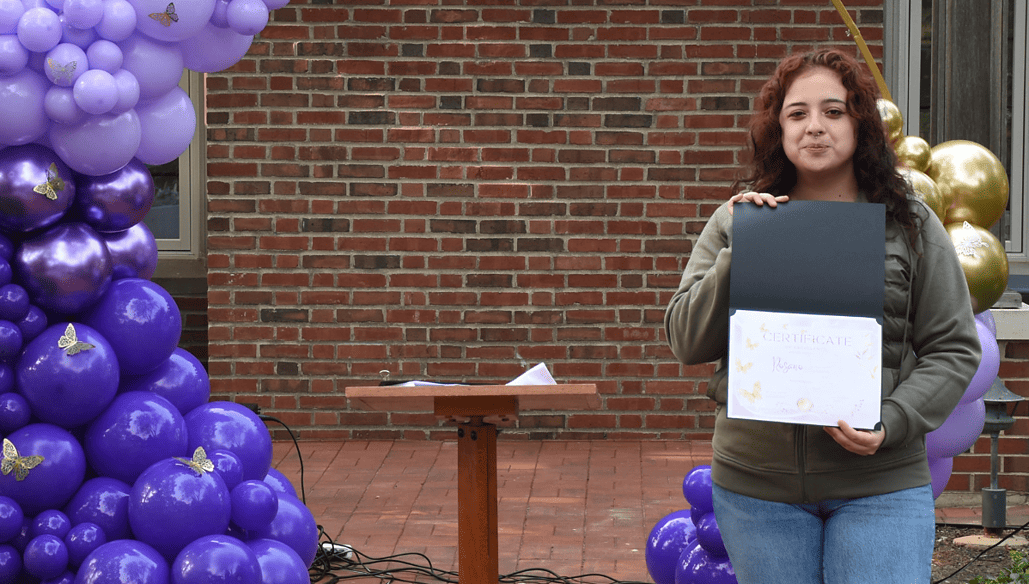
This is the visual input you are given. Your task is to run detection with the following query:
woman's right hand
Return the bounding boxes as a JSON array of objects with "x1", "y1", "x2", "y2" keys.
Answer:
[{"x1": 728, "y1": 191, "x2": 789, "y2": 215}]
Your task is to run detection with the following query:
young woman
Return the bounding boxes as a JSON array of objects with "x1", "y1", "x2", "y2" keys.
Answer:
[{"x1": 664, "y1": 49, "x2": 981, "y2": 583}]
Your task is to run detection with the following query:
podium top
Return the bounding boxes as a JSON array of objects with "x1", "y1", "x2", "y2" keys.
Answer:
[{"x1": 345, "y1": 383, "x2": 600, "y2": 414}]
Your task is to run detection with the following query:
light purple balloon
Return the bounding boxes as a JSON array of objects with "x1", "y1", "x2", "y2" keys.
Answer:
[
  {"x1": 15, "y1": 223, "x2": 113, "y2": 314},
  {"x1": 95, "y1": 0, "x2": 135, "y2": 41},
  {"x1": 103, "y1": 222, "x2": 158, "y2": 280},
  {"x1": 62, "y1": 0, "x2": 103, "y2": 29},
  {"x1": 120, "y1": 347, "x2": 211, "y2": 415},
  {"x1": 49, "y1": 109, "x2": 140, "y2": 175},
  {"x1": 210, "y1": 0, "x2": 230, "y2": 28},
  {"x1": 0, "y1": 0, "x2": 24, "y2": 34},
  {"x1": 59, "y1": 13, "x2": 94, "y2": 47},
  {"x1": 136, "y1": 87, "x2": 196, "y2": 165},
  {"x1": 976, "y1": 309, "x2": 997, "y2": 337},
  {"x1": 17, "y1": 7, "x2": 61, "y2": 52},
  {"x1": 179, "y1": 22, "x2": 252, "y2": 73},
  {"x1": 73, "y1": 69, "x2": 118, "y2": 115},
  {"x1": 926, "y1": 399, "x2": 987, "y2": 460},
  {"x1": 0, "y1": 69, "x2": 49, "y2": 145},
  {"x1": 929, "y1": 454, "x2": 953, "y2": 499},
  {"x1": 0, "y1": 34, "x2": 28, "y2": 74},
  {"x1": 0, "y1": 143, "x2": 74, "y2": 232},
  {"x1": 45, "y1": 86, "x2": 88, "y2": 125},
  {"x1": 74, "y1": 157, "x2": 154, "y2": 232},
  {"x1": 261, "y1": 0, "x2": 289, "y2": 10},
  {"x1": 44, "y1": 43, "x2": 86, "y2": 86},
  {"x1": 226, "y1": 0, "x2": 267, "y2": 36},
  {"x1": 85, "y1": 40, "x2": 121, "y2": 72},
  {"x1": 132, "y1": 0, "x2": 216, "y2": 43},
  {"x1": 119, "y1": 33, "x2": 183, "y2": 100},
  {"x1": 111, "y1": 69, "x2": 139, "y2": 113},
  {"x1": 961, "y1": 319, "x2": 1000, "y2": 405}
]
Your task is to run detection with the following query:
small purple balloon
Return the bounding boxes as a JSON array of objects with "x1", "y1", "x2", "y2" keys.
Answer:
[
  {"x1": 0, "y1": 284, "x2": 29, "y2": 322},
  {"x1": 0, "y1": 496, "x2": 23, "y2": 543},
  {"x1": 45, "y1": 570, "x2": 77, "y2": 584},
  {"x1": 249, "y1": 493, "x2": 318, "y2": 568},
  {"x1": 49, "y1": 109, "x2": 141, "y2": 176},
  {"x1": 0, "y1": 391, "x2": 30, "y2": 433},
  {"x1": 262, "y1": 467, "x2": 298, "y2": 499},
  {"x1": 929, "y1": 454, "x2": 954, "y2": 500},
  {"x1": 0, "y1": 366, "x2": 13, "y2": 394},
  {"x1": 120, "y1": 348, "x2": 210, "y2": 416},
  {"x1": 85, "y1": 391, "x2": 188, "y2": 485},
  {"x1": 73, "y1": 157, "x2": 154, "y2": 233},
  {"x1": 230, "y1": 480, "x2": 278, "y2": 532},
  {"x1": 682, "y1": 465, "x2": 713, "y2": 516},
  {"x1": 172, "y1": 535, "x2": 261, "y2": 584},
  {"x1": 0, "y1": 259, "x2": 11, "y2": 285},
  {"x1": 675, "y1": 544, "x2": 736, "y2": 584},
  {"x1": 0, "y1": 143, "x2": 74, "y2": 232},
  {"x1": 694, "y1": 512, "x2": 727, "y2": 558},
  {"x1": 976, "y1": 309, "x2": 997, "y2": 337},
  {"x1": 64, "y1": 522, "x2": 105, "y2": 569},
  {"x1": 31, "y1": 510, "x2": 70, "y2": 539},
  {"x1": 15, "y1": 223, "x2": 112, "y2": 315},
  {"x1": 103, "y1": 222, "x2": 158, "y2": 280},
  {"x1": 961, "y1": 319, "x2": 1000, "y2": 405},
  {"x1": 0, "y1": 321, "x2": 21, "y2": 360},
  {"x1": 0, "y1": 544, "x2": 19, "y2": 583},
  {"x1": 83, "y1": 278, "x2": 180, "y2": 375},
  {"x1": 16, "y1": 305, "x2": 47, "y2": 342},
  {"x1": 43, "y1": 43, "x2": 86, "y2": 86},
  {"x1": 209, "y1": 450, "x2": 244, "y2": 491},
  {"x1": 75, "y1": 540, "x2": 169, "y2": 584},
  {"x1": 63, "y1": 477, "x2": 132, "y2": 541},
  {"x1": 16, "y1": 322, "x2": 119, "y2": 428},
  {"x1": 23, "y1": 534, "x2": 68, "y2": 580},
  {"x1": 0, "y1": 423, "x2": 87, "y2": 516},
  {"x1": 247, "y1": 539, "x2": 308, "y2": 584},
  {"x1": 646, "y1": 509, "x2": 697, "y2": 584},
  {"x1": 926, "y1": 399, "x2": 987, "y2": 460},
  {"x1": 185, "y1": 402, "x2": 272, "y2": 482}
]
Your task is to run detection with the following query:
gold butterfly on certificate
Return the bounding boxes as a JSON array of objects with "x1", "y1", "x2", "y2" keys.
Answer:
[
  {"x1": 32, "y1": 163, "x2": 65, "y2": 201},
  {"x1": 738, "y1": 382, "x2": 762, "y2": 404},
  {"x1": 734, "y1": 358, "x2": 753, "y2": 373},
  {"x1": 149, "y1": 2, "x2": 178, "y2": 26},
  {"x1": 174, "y1": 446, "x2": 215, "y2": 476},
  {"x1": 1, "y1": 438, "x2": 44, "y2": 481},
  {"x1": 745, "y1": 338, "x2": 758, "y2": 350},
  {"x1": 58, "y1": 323, "x2": 94, "y2": 356}
]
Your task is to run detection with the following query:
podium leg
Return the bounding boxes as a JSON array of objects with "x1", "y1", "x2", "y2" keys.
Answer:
[{"x1": 457, "y1": 420, "x2": 498, "y2": 584}]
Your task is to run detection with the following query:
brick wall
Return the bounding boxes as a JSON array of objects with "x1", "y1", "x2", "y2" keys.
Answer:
[{"x1": 204, "y1": 0, "x2": 890, "y2": 441}]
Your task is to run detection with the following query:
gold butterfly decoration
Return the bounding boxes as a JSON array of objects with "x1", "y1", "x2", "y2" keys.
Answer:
[
  {"x1": 32, "y1": 163, "x2": 65, "y2": 201},
  {"x1": 149, "y1": 2, "x2": 178, "y2": 26},
  {"x1": 174, "y1": 446, "x2": 215, "y2": 476},
  {"x1": 745, "y1": 338, "x2": 758, "y2": 350},
  {"x1": 734, "y1": 358, "x2": 753, "y2": 373},
  {"x1": 738, "y1": 382, "x2": 762, "y2": 404},
  {"x1": 46, "y1": 58, "x2": 76, "y2": 83},
  {"x1": 759, "y1": 323, "x2": 769, "y2": 333},
  {"x1": 58, "y1": 323, "x2": 94, "y2": 356},
  {"x1": 1, "y1": 439, "x2": 44, "y2": 481}
]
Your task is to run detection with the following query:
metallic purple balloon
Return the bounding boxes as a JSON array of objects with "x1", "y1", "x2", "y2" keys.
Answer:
[
  {"x1": 73, "y1": 158, "x2": 154, "y2": 233},
  {"x1": 15, "y1": 222, "x2": 112, "y2": 315},
  {"x1": 102, "y1": 222, "x2": 157, "y2": 280},
  {"x1": 0, "y1": 144, "x2": 75, "y2": 232}
]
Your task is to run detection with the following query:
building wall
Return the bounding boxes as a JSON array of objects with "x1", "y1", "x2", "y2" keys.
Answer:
[{"x1": 200, "y1": 0, "x2": 1029, "y2": 492}]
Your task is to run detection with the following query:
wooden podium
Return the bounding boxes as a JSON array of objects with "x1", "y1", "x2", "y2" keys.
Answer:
[{"x1": 344, "y1": 384, "x2": 600, "y2": 584}]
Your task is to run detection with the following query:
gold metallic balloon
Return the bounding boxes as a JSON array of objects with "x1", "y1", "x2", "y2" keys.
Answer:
[
  {"x1": 946, "y1": 221, "x2": 1009, "y2": 313},
  {"x1": 898, "y1": 167, "x2": 947, "y2": 223},
  {"x1": 928, "y1": 140, "x2": 1009, "y2": 228},
  {"x1": 894, "y1": 135, "x2": 932, "y2": 173},
  {"x1": 876, "y1": 99, "x2": 904, "y2": 144}
]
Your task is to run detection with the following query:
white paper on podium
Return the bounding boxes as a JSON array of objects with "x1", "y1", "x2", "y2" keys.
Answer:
[
  {"x1": 396, "y1": 363, "x2": 557, "y2": 387},
  {"x1": 728, "y1": 309, "x2": 881, "y2": 428}
]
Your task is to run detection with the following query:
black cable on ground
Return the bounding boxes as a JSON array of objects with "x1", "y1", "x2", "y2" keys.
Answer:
[
  {"x1": 932, "y1": 517, "x2": 1029, "y2": 583},
  {"x1": 260, "y1": 413, "x2": 307, "y2": 505}
]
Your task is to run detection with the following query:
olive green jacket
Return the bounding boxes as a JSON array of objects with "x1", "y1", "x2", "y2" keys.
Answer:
[{"x1": 664, "y1": 197, "x2": 981, "y2": 503}]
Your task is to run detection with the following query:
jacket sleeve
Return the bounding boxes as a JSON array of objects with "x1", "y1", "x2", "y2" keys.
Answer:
[
  {"x1": 664, "y1": 203, "x2": 733, "y2": 366},
  {"x1": 879, "y1": 204, "x2": 982, "y2": 449}
]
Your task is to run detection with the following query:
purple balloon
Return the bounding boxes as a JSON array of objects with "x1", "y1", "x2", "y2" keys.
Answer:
[
  {"x1": 0, "y1": 69, "x2": 49, "y2": 145},
  {"x1": 16, "y1": 305, "x2": 47, "y2": 342},
  {"x1": 31, "y1": 510, "x2": 70, "y2": 540},
  {"x1": 0, "y1": 544, "x2": 19, "y2": 583},
  {"x1": 0, "y1": 284, "x2": 29, "y2": 321},
  {"x1": 83, "y1": 278, "x2": 180, "y2": 375},
  {"x1": 0, "y1": 496, "x2": 23, "y2": 543},
  {"x1": 694, "y1": 512, "x2": 727, "y2": 558},
  {"x1": 646, "y1": 509, "x2": 697, "y2": 584},
  {"x1": 0, "y1": 1, "x2": 25, "y2": 35},
  {"x1": 23, "y1": 534, "x2": 68, "y2": 579},
  {"x1": 85, "y1": 391, "x2": 188, "y2": 484},
  {"x1": 210, "y1": 0, "x2": 230, "y2": 27},
  {"x1": 262, "y1": 467, "x2": 297, "y2": 499},
  {"x1": 74, "y1": 157, "x2": 154, "y2": 233},
  {"x1": 962, "y1": 320, "x2": 1000, "y2": 405},
  {"x1": 119, "y1": 33, "x2": 183, "y2": 101},
  {"x1": 682, "y1": 465, "x2": 713, "y2": 516},
  {"x1": 929, "y1": 455, "x2": 954, "y2": 500},
  {"x1": 0, "y1": 423, "x2": 86, "y2": 516},
  {"x1": 73, "y1": 69, "x2": 118, "y2": 115},
  {"x1": 62, "y1": 0, "x2": 102, "y2": 30},
  {"x1": 17, "y1": 322, "x2": 119, "y2": 427},
  {"x1": 103, "y1": 222, "x2": 157, "y2": 280},
  {"x1": 43, "y1": 43, "x2": 86, "y2": 87},
  {"x1": 926, "y1": 399, "x2": 987, "y2": 460},
  {"x1": 129, "y1": 457, "x2": 231, "y2": 561},
  {"x1": 135, "y1": 86, "x2": 196, "y2": 166},
  {"x1": 230, "y1": 480, "x2": 278, "y2": 532},
  {"x1": 976, "y1": 309, "x2": 997, "y2": 337},
  {"x1": 63, "y1": 477, "x2": 132, "y2": 541},
  {"x1": 0, "y1": 391, "x2": 29, "y2": 433},
  {"x1": 95, "y1": 0, "x2": 135, "y2": 42},
  {"x1": 0, "y1": 33, "x2": 29, "y2": 75},
  {"x1": 225, "y1": 0, "x2": 268, "y2": 36},
  {"x1": 59, "y1": 13, "x2": 96, "y2": 48},
  {"x1": 186, "y1": 402, "x2": 271, "y2": 482},
  {"x1": 675, "y1": 544, "x2": 737, "y2": 584},
  {"x1": 249, "y1": 493, "x2": 318, "y2": 568},
  {"x1": 0, "y1": 143, "x2": 74, "y2": 232},
  {"x1": 209, "y1": 450, "x2": 244, "y2": 492},
  {"x1": 49, "y1": 109, "x2": 140, "y2": 176},
  {"x1": 17, "y1": 7, "x2": 61, "y2": 53},
  {"x1": 0, "y1": 321, "x2": 21, "y2": 360},
  {"x1": 85, "y1": 40, "x2": 121, "y2": 73},
  {"x1": 247, "y1": 539, "x2": 308, "y2": 584},
  {"x1": 172, "y1": 535, "x2": 260, "y2": 584},
  {"x1": 45, "y1": 85, "x2": 88, "y2": 125},
  {"x1": 110, "y1": 68, "x2": 139, "y2": 114},
  {"x1": 15, "y1": 223, "x2": 112, "y2": 315},
  {"x1": 64, "y1": 522, "x2": 105, "y2": 569},
  {"x1": 75, "y1": 540, "x2": 169, "y2": 584},
  {"x1": 179, "y1": 23, "x2": 252, "y2": 73},
  {"x1": 120, "y1": 348, "x2": 211, "y2": 416},
  {"x1": 0, "y1": 259, "x2": 10, "y2": 284},
  {"x1": 45, "y1": 570, "x2": 77, "y2": 584}
]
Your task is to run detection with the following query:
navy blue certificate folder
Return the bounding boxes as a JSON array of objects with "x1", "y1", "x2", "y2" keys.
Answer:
[{"x1": 729, "y1": 200, "x2": 886, "y2": 322}]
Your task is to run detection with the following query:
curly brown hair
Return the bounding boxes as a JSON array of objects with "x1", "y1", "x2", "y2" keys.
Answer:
[{"x1": 732, "y1": 48, "x2": 920, "y2": 246}]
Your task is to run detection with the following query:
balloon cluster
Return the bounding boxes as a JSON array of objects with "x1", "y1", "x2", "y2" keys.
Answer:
[
  {"x1": 0, "y1": 0, "x2": 286, "y2": 177},
  {"x1": 878, "y1": 100, "x2": 1009, "y2": 497},
  {"x1": 645, "y1": 466, "x2": 736, "y2": 584}
]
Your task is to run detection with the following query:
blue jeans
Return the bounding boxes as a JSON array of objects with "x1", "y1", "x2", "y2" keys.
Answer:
[{"x1": 711, "y1": 483, "x2": 935, "y2": 584}]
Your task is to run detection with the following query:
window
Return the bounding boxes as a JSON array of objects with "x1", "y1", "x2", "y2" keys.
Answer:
[{"x1": 145, "y1": 69, "x2": 206, "y2": 278}]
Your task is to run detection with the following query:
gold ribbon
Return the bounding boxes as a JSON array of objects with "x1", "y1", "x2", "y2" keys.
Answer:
[{"x1": 830, "y1": 0, "x2": 893, "y2": 102}]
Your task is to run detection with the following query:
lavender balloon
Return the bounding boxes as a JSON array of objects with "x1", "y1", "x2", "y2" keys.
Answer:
[
  {"x1": 49, "y1": 109, "x2": 140, "y2": 176},
  {"x1": 0, "y1": 144, "x2": 74, "y2": 232},
  {"x1": 74, "y1": 158, "x2": 154, "y2": 233},
  {"x1": 0, "y1": 69, "x2": 49, "y2": 145},
  {"x1": 83, "y1": 278, "x2": 180, "y2": 375},
  {"x1": 15, "y1": 222, "x2": 112, "y2": 315}
]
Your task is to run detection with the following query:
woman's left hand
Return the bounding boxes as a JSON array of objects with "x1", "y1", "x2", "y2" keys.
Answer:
[{"x1": 824, "y1": 420, "x2": 885, "y2": 456}]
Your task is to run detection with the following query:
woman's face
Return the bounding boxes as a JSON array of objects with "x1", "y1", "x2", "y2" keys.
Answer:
[{"x1": 778, "y1": 67, "x2": 858, "y2": 182}]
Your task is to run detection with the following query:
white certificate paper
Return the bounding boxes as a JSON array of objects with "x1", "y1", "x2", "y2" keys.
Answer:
[{"x1": 728, "y1": 309, "x2": 881, "y2": 428}]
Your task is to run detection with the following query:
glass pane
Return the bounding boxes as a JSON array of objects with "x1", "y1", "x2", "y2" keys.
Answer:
[
  {"x1": 919, "y1": 0, "x2": 932, "y2": 140},
  {"x1": 145, "y1": 160, "x2": 180, "y2": 240}
]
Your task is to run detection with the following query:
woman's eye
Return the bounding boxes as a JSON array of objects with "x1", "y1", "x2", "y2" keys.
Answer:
[
  {"x1": 827, "y1": 109, "x2": 845, "y2": 117},
  {"x1": 788, "y1": 111, "x2": 805, "y2": 118}
]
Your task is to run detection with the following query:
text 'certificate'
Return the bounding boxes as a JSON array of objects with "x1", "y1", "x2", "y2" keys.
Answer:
[{"x1": 728, "y1": 309, "x2": 881, "y2": 428}]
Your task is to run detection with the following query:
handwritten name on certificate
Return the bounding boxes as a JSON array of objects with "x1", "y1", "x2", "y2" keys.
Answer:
[{"x1": 728, "y1": 309, "x2": 881, "y2": 429}]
